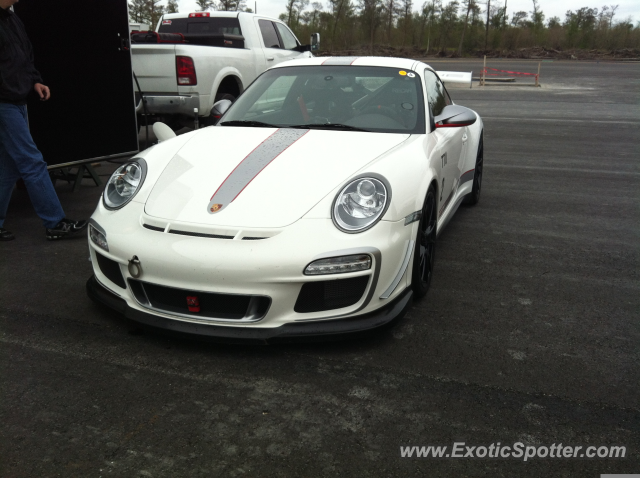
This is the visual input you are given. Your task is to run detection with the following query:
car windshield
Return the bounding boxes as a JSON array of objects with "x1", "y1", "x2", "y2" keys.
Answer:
[{"x1": 220, "y1": 65, "x2": 426, "y2": 134}]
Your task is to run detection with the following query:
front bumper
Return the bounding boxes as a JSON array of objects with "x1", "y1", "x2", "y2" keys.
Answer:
[
  {"x1": 88, "y1": 199, "x2": 419, "y2": 338},
  {"x1": 87, "y1": 275, "x2": 413, "y2": 343},
  {"x1": 136, "y1": 93, "x2": 201, "y2": 116}
]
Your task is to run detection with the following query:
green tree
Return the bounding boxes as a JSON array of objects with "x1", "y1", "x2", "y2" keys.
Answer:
[
  {"x1": 167, "y1": 0, "x2": 179, "y2": 13},
  {"x1": 511, "y1": 10, "x2": 527, "y2": 26},
  {"x1": 219, "y1": 0, "x2": 247, "y2": 11},
  {"x1": 129, "y1": 0, "x2": 148, "y2": 23},
  {"x1": 284, "y1": 0, "x2": 310, "y2": 26},
  {"x1": 128, "y1": 0, "x2": 165, "y2": 29},
  {"x1": 328, "y1": 0, "x2": 351, "y2": 50},
  {"x1": 438, "y1": 0, "x2": 459, "y2": 52},
  {"x1": 530, "y1": 0, "x2": 544, "y2": 42},
  {"x1": 195, "y1": 0, "x2": 215, "y2": 11},
  {"x1": 398, "y1": 0, "x2": 414, "y2": 45},
  {"x1": 359, "y1": 0, "x2": 384, "y2": 52},
  {"x1": 383, "y1": 0, "x2": 401, "y2": 43},
  {"x1": 458, "y1": 0, "x2": 475, "y2": 54}
]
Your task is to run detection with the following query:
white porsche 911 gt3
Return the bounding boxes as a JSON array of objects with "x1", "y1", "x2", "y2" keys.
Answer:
[{"x1": 87, "y1": 56, "x2": 483, "y2": 342}]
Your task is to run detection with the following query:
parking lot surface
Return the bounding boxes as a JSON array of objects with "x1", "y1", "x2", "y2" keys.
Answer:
[{"x1": 1, "y1": 60, "x2": 638, "y2": 477}]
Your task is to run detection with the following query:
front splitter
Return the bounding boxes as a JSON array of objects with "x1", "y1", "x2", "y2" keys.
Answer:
[{"x1": 86, "y1": 275, "x2": 413, "y2": 344}]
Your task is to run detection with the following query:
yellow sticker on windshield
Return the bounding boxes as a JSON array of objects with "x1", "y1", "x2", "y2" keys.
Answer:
[{"x1": 399, "y1": 70, "x2": 407, "y2": 76}]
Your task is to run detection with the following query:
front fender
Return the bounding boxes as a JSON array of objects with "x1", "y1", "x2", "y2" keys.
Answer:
[
  {"x1": 369, "y1": 134, "x2": 440, "y2": 222},
  {"x1": 461, "y1": 113, "x2": 483, "y2": 175},
  {"x1": 302, "y1": 134, "x2": 440, "y2": 224}
]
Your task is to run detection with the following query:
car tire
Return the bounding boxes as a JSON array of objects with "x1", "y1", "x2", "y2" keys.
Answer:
[
  {"x1": 411, "y1": 185, "x2": 437, "y2": 299},
  {"x1": 463, "y1": 134, "x2": 483, "y2": 205}
]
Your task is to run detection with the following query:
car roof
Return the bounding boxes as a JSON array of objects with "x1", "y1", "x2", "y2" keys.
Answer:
[{"x1": 273, "y1": 56, "x2": 432, "y2": 72}]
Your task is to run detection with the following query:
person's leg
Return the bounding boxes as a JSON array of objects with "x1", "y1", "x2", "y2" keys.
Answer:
[
  {"x1": 0, "y1": 103, "x2": 65, "y2": 228},
  {"x1": 0, "y1": 126, "x2": 22, "y2": 229}
]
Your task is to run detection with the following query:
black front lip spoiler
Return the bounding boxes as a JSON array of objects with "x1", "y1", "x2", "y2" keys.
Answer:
[{"x1": 86, "y1": 275, "x2": 413, "y2": 344}]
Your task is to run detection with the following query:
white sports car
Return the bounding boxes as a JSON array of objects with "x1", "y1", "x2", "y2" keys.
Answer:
[{"x1": 87, "y1": 57, "x2": 483, "y2": 342}]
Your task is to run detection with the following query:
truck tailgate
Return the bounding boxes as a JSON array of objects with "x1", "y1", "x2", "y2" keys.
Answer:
[{"x1": 131, "y1": 44, "x2": 178, "y2": 93}]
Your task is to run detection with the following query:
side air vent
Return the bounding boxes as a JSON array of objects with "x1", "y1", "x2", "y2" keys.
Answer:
[
  {"x1": 95, "y1": 253, "x2": 126, "y2": 289},
  {"x1": 294, "y1": 276, "x2": 369, "y2": 313}
]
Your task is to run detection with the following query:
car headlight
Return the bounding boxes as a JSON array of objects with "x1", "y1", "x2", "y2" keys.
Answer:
[
  {"x1": 103, "y1": 159, "x2": 147, "y2": 210},
  {"x1": 332, "y1": 175, "x2": 391, "y2": 233}
]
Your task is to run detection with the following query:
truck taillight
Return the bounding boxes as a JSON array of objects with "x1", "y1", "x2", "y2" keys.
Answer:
[
  {"x1": 176, "y1": 56, "x2": 197, "y2": 85},
  {"x1": 189, "y1": 12, "x2": 210, "y2": 17}
]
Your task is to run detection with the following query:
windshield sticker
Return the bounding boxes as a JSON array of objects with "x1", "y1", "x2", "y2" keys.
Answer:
[
  {"x1": 399, "y1": 71, "x2": 407, "y2": 76},
  {"x1": 407, "y1": 72, "x2": 416, "y2": 78},
  {"x1": 162, "y1": 20, "x2": 172, "y2": 25}
]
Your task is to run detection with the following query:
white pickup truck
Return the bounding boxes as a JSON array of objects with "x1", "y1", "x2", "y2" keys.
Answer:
[{"x1": 131, "y1": 11, "x2": 318, "y2": 129}]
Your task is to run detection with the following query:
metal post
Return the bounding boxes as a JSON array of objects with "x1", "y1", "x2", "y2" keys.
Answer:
[
  {"x1": 536, "y1": 62, "x2": 541, "y2": 87},
  {"x1": 482, "y1": 55, "x2": 486, "y2": 86},
  {"x1": 194, "y1": 108, "x2": 199, "y2": 130}
]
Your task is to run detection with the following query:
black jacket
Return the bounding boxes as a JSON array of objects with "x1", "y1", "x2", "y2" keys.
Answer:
[{"x1": 0, "y1": 7, "x2": 42, "y2": 104}]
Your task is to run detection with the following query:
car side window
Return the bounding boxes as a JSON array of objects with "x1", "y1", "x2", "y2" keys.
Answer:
[
  {"x1": 258, "y1": 20, "x2": 281, "y2": 49},
  {"x1": 423, "y1": 69, "x2": 448, "y2": 118},
  {"x1": 274, "y1": 23, "x2": 298, "y2": 50}
]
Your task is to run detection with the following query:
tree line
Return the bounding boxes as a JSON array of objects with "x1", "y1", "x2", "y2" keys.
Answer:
[
  {"x1": 128, "y1": 0, "x2": 638, "y2": 53},
  {"x1": 284, "y1": 0, "x2": 639, "y2": 53},
  {"x1": 128, "y1": 0, "x2": 252, "y2": 29}
]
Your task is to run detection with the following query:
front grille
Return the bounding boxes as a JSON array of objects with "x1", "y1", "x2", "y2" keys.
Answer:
[
  {"x1": 169, "y1": 229, "x2": 234, "y2": 239},
  {"x1": 95, "y1": 253, "x2": 126, "y2": 289},
  {"x1": 294, "y1": 276, "x2": 369, "y2": 313},
  {"x1": 143, "y1": 224, "x2": 164, "y2": 232},
  {"x1": 142, "y1": 221, "x2": 276, "y2": 241},
  {"x1": 128, "y1": 279, "x2": 270, "y2": 321}
]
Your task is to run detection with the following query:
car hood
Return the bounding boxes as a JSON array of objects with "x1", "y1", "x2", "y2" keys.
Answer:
[{"x1": 144, "y1": 126, "x2": 409, "y2": 228}]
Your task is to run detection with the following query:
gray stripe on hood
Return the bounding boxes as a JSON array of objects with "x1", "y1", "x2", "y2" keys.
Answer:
[
  {"x1": 208, "y1": 128, "x2": 308, "y2": 214},
  {"x1": 322, "y1": 57, "x2": 359, "y2": 65}
]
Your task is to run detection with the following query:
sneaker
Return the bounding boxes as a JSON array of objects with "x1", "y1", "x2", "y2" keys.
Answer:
[
  {"x1": 0, "y1": 228, "x2": 15, "y2": 241},
  {"x1": 45, "y1": 218, "x2": 88, "y2": 240}
]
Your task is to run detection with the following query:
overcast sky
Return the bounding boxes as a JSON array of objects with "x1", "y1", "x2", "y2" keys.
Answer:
[{"x1": 158, "y1": 0, "x2": 638, "y2": 25}]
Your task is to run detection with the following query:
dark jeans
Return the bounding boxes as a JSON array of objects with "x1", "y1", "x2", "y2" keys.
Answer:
[{"x1": 0, "y1": 103, "x2": 64, "y2": 228}]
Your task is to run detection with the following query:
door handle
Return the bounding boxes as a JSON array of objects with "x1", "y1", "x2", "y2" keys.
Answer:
[{"x1": 267, "y1": 57, "x2": 274, "y2": 61}]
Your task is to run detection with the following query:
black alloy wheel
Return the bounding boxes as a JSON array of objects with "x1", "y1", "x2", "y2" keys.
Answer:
[
  {"x1": 412, "y1": 186, "x2": 437, "y2": 299},
  {"x1": 464, "y1": 134, "x2": 483, "y2": 205}
]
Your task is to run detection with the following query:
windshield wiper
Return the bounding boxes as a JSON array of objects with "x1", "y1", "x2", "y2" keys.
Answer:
[
  {"x1": 287, "y1": 123, "x2": 370, "y2": 132},
  {"x1": 219, "y1": 120, "x2": 277, "y2": 128}
]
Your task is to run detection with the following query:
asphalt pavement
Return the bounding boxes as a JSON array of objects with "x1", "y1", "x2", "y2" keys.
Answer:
[{"x1": 1, "y1": 59, "x2": 638, "y2": 477}]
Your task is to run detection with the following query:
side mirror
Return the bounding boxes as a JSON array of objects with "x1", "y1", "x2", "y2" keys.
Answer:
[
  {"x1": 153, "y1": 122, "x2": 177, "y2": 142},
  {"x1": 211, "y1": 99, "x2": 232, "y2": 121},
  {"x1": 311, "y1": 33, "x2": 320, "y2": 51},
  {"x1": 433, "y1": 105, "x2": 476, "y2": 128}
]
